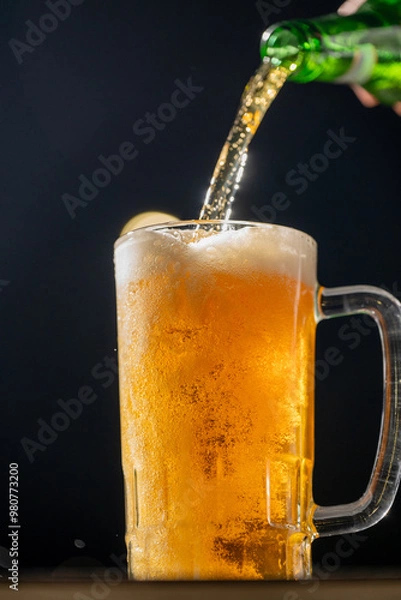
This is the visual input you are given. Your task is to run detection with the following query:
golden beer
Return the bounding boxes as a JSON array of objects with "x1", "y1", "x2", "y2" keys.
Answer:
[{"x1": 115, "y1": 222, "x2": 317, "y2": 580}]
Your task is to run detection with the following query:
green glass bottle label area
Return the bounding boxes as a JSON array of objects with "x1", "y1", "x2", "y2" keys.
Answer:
[{"x1": 260, "y1": 0, "x2": 401, "y2": 104}]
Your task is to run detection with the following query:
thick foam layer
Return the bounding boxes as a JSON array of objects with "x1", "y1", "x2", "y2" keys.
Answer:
[{"x1": 115, "y1": 223, "x2": 317, "y2": 288}]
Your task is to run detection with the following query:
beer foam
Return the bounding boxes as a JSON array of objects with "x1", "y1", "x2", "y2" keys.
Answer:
[{"x1": 115, "y1": 223, "x2": 317, "y2": 288}]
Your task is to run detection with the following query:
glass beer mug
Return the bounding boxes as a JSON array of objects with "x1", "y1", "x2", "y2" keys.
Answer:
[{"x1": 114, "y1": 221, "x2": 401, "y2": 580}]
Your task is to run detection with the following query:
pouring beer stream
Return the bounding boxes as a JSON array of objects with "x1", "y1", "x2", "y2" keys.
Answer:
[{"x1": 199, "y1": 61, "x2": 288, "y2": 221}]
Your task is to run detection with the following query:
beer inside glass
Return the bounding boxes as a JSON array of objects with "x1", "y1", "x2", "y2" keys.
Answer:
[
  {"x1": 115, "y1": 219, "x2": 401, "y2": 579},
  {"x1": 115, "y1": 221, "x2": 317, "y2": 580}
]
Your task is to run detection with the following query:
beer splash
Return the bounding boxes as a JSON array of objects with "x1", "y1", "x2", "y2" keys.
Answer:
[{"x1": 200, "y1": 60, "x2": 289, "y2": 221}]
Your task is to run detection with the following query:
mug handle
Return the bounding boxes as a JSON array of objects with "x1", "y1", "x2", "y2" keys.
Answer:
[{"x1": 313, "y1": 285, "x2": 401, "y2": 537}]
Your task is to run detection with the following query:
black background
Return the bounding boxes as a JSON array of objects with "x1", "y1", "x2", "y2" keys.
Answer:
[{"x1": 1, "y1": 0, "x2": 401, "y2": 578}]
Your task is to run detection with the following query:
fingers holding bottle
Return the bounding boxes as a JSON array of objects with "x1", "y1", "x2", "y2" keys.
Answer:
[{"x1": 339, "y1": 0, "x2": 401, "y2": 114}]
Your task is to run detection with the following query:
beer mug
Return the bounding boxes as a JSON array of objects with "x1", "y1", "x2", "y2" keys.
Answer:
[{"x1": 114, "y1": 221, "x2": 401, "y2": 580}]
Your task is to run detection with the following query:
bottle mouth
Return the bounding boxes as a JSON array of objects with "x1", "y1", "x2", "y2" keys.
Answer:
[
  {"x1": 261, "y1": 21, "x2": 327, "y2": 82},
  {"x1": 261, "y1": 24, "x2": 304, "y2": 72}
]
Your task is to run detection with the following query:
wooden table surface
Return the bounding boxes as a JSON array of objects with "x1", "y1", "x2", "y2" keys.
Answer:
[{"x1": 1, "y1": 578, "x2": 401, "y2": 600}]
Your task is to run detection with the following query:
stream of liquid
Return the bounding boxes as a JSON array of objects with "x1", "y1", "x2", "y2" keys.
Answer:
[{"x1": 199, "y1": 60, "x2": 289, "y2": 221}]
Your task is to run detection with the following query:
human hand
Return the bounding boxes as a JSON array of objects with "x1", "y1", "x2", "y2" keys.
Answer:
[{"x1": 338, "y1": 0, "x2": 401, "y2": 114}]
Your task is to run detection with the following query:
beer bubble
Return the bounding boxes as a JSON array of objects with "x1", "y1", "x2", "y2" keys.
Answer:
[{"x1": 168, "y1": 261, "x2": 181, "y2": 274}]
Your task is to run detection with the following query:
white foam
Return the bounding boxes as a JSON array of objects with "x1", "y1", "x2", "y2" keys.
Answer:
[{"x1": 115, "y1": 224, "x2": 317, "y2": 287}]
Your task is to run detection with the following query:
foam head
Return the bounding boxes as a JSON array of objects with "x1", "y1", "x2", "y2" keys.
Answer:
[{"x1": 114, "y1": 222, "x2": 317, "y2": 288}]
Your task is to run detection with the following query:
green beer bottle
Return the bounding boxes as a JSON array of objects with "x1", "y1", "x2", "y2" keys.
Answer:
[{"x1": 260, "y1": 0, "x2": 401, "y2": 104}]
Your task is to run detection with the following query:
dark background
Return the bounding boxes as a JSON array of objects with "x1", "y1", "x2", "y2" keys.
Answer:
[{"x1": 1, "y1": 0, "x2": 401, "y2": 579}]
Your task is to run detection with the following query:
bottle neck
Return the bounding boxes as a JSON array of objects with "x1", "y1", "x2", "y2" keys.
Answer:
[{"x1": 260, "y1": 8, "x2": 391, "y2": 83}]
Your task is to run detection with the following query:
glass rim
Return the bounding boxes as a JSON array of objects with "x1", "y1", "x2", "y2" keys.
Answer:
[{"x1": 114, "y1": 219, "x2": 317, "y2": 250}]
